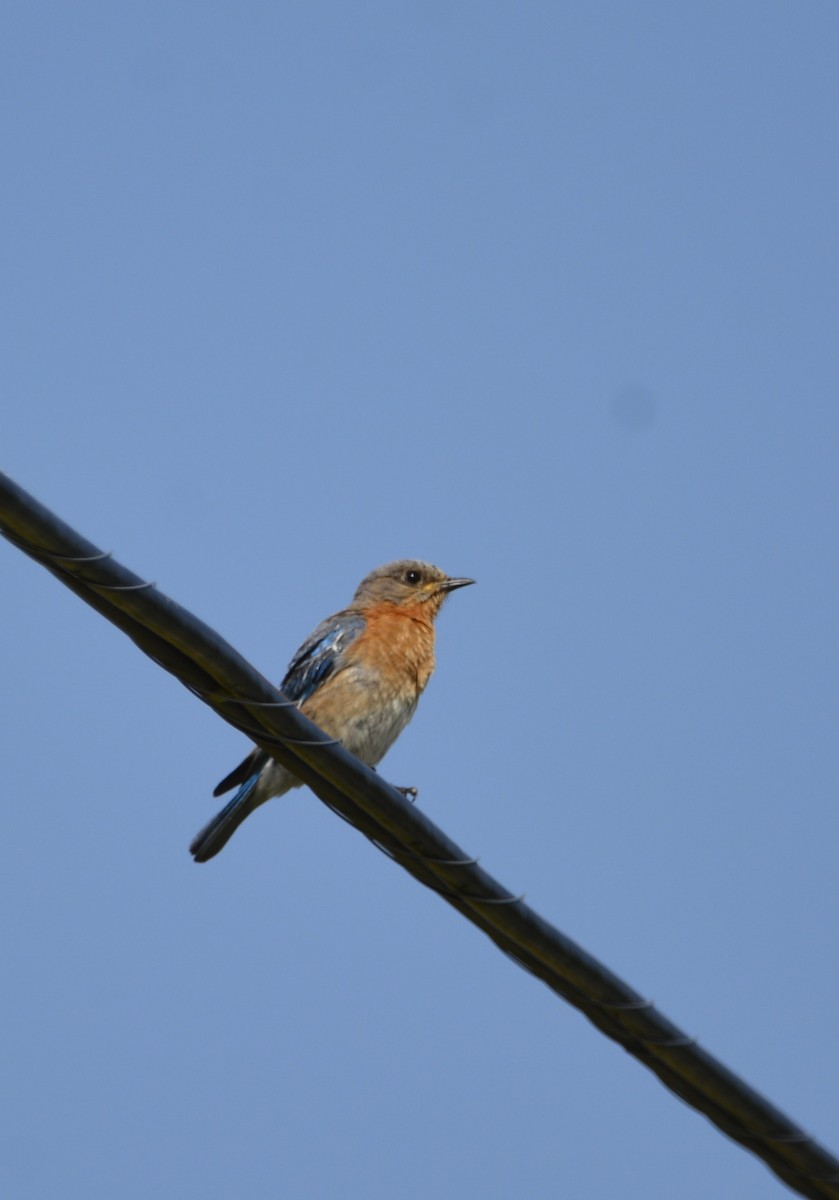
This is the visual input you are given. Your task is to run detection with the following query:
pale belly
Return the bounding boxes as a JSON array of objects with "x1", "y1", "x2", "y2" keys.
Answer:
[
  {"x1": 339, "y1": 692, "x2": 420, "y2": 766},
  {"x1": 304, "y1": 664, "x2": 423, "y2": 768},
  {"x1": 251, "y1": 658, "x2": 426, "y2": 807}
]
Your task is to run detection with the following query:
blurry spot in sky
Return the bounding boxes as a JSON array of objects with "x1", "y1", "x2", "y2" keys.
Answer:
[{"x1": 609, "y1": 385, "x2": 658, "y2": 433}]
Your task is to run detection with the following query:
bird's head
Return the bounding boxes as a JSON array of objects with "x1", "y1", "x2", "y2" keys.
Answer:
[{"x1": 353, "y1": 560, "x2": 475, "y2": 618}]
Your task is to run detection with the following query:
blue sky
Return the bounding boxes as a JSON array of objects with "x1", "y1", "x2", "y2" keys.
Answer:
[{"x1": 2, "y1": 3, "x2": 838, "y2": 1197}]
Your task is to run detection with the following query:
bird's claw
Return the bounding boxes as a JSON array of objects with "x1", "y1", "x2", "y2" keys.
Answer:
[{"x1": 395, "y1": 785, "x2": 418, "y2": 803}]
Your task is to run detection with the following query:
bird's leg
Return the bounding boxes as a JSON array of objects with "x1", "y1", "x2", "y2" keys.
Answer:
[{"x1": 369, "y1": 766, "x2": 418, "y2": 802}]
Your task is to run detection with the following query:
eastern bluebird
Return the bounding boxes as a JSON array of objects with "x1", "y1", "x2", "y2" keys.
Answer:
[{"x1": 190, "y1": 560, "x2": 474, "y2": 862}]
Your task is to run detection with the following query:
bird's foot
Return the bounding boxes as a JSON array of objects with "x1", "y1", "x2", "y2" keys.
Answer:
[{"x1": 395, "y1": 786, "x2": 418, "y2": 803}]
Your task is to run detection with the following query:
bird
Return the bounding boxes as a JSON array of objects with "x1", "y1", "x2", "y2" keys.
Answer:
[{"x1": 190, "y1": 559, "x2": 474, "y2": 862}]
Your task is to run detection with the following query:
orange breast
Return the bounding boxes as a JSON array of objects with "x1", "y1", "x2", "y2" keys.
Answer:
[{"x1": 351, "y1": 602, "x2": 437, "y2": 694}]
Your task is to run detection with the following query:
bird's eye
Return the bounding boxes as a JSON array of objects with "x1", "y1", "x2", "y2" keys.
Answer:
[{"x1": 405, "y1": 569, "x2": 421, "y2": 585}]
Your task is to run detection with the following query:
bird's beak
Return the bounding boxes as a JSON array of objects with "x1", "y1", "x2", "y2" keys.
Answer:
[{"x1": 438, "y1": 576, "x2": 476, "y2": 593}]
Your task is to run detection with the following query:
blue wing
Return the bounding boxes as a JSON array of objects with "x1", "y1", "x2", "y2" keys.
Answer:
[{"x1": 280, "y1": 612, "x2": 366, "y2": 705}]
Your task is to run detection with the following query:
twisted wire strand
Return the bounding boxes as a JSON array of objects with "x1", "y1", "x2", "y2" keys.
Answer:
[{"x1": 2, "y1": 469, "x2": 838, "y2": 1200}]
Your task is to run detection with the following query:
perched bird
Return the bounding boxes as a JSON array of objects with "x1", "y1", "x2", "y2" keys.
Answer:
[{"x1": 190, "y1": 559, "x2": 474, "y2": 862}]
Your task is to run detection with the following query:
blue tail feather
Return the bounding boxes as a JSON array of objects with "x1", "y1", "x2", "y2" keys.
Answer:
[{"x1": 190, "y1": 774, "x2": 261, "y2": 863}]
